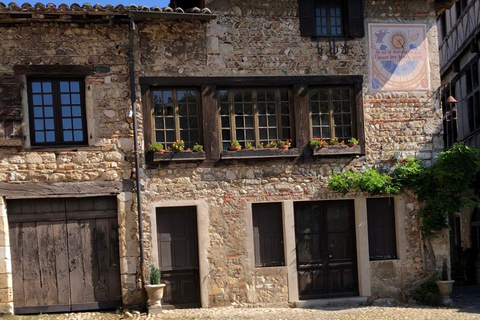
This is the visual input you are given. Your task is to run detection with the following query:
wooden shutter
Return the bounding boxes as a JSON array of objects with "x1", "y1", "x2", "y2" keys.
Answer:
[
  {"x1": 0, "y1": 75, "x2": 23, "y2": 145},
  {"x1": 346, "y1": 0, "x2": 365, "y2": 38},
  {"x1": 298, "y1": 0, "x2": 316, "y2": 37},
  {"x1": 252, "y1": 203, "x2": 285, "y2": 267},
  {"x1": 367, "y1": 198, "x2": 397, "y2": 260}
]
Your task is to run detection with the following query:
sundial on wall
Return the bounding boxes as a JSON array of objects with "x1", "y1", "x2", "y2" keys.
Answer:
[{"x1": 369, "y1": 24, "x2": 430, "y2": 91}]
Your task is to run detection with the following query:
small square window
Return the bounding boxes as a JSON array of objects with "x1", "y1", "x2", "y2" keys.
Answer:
[{"x1": 28, "y1": 79, "x2": 87, "y2": 146}]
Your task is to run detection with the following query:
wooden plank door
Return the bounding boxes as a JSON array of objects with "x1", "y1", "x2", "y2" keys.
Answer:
[
  {"x1": 294, "y1": 200, "x2": 358, "y2": 300},
  {"x1": 8, "y1": 199, "x2": 71, "y2": 314},
  {"x1": 156, "y1": 206, "x2": 200, "y2": 307},
  {"x1": 7, "y1": 197, "x2": 122, "y2": 314},
  {"x1": 65, "y1": 197, "x2": 122, "y2": 311}
]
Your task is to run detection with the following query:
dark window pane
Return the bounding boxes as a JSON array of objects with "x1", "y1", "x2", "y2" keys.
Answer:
[
  {"x1": 35, "y1": 131, "x2": 45, "y2": 142},
  {"x1": 155, "y1": 118, "x2": 164, "y2": 129},
  {"x1": 73, "y1": 130, "x2": 83, "y2": 141},
  {"x1": 42, "y1": 82, "x2": 52, "y2": 93},
  {"x1": 34, "y1": 119, "x2": 44, "y2": 130},
  {"x1": 222, "y1": 130, "x2": 231, "y2": 141},
  {"x1": 44, "y1": 107, "x2": 54, "y2": 117},
  {"x1": 189, "y1": 117, "x2": 198, "y2": 129},
  {"x1": 165, "y1": 118, "x2": 174, "y2": 129},
  {"x1": 45, "y1": 131, "x2": 55, "y2": 142},
  {"x1": 34, "y1": 107, "x2": 43, "y2": 117},
  {"x1": 43, "y1": 94, "x2": 53, "y2": 105},
  {"x1": 33, "y1": 94, "x2": 42, "y2": 105},
  {"x1": 62, "y1": 106, "x2": 71, "y2": 117},
  {"x1": 246, "y1": 129, "x2": 254, "y2": 140},
  {"x1": 32, "y1": 82, "x2": 42, "y2": 93},
  {"x1": 70, "y1": 81, "x2": 80, "y2": 92},
  {"x1": 61, "y1": 94, "x2": 70, "y2": 105},
  {"x1": 64, "y1": 131, "x2": 73, "y2": 141},
  {"x1": 60, "y1": 81, "x2": 69, "y2": 92},
  {"x1": 166, "y1": 131, "x2": 175, "y2": 142},
  {"x1": 45, "y1": 119, "x2": 54, "y2": 130},
  {"x1": 221, "y1": 117, "x2": 230, "y2": 127},
  {"x1": 63, "y1": 119, "x2": 72, "y2": 129},
  {"x1": 179, "y1": 117, "x2": 188, "y2": 128},
  {"x1": 71, "y1": 94, "x2": 80, "y2": 105},
  {"x1": 73, "y1": 119, "x2": 82, "y2": 129}
]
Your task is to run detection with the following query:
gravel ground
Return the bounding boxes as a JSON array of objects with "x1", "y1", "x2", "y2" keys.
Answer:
[{"x1": 2, "y1": 305, "x2": 480, "y2": 320}]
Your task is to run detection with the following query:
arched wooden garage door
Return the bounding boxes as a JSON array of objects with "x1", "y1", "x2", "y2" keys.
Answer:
[{"x1": 7, "y1": 196, "x2": 122, "y2": 314}]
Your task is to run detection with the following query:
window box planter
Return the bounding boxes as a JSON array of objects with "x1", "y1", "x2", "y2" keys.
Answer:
[
  {"x1": 221, "y1": 148, "x2": 299, "y2": 160},
  {"x1": 153, "y1": 151, "x2": 206, "y2": 162},
  {"x1": 312, "y1": 145, "x2": 361, "y2": 156}
]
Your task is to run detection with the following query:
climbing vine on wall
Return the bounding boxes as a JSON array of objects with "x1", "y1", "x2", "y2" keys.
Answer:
[{"x1": 328, "y1": 143, "x2": 480, "y2": 237}]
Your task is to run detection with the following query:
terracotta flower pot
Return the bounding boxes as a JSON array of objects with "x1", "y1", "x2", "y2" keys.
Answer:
[
  {"x1": 278, "y1": 145, "x2": 289, "y2": 150},
  {"x1": 145, "y1": 284, "x2": 166, "y2": 308},
  {"x1": 155, "y1": 149, "x2": 165, "y2": 154},
  {"x1": 230, "y1": 145, "x2": 241, "y2": 151}
]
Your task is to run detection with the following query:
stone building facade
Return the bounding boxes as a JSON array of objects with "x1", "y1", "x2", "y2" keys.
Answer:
[{"x1": 0, "y1": 0, "x2": 449, "y2": 315}]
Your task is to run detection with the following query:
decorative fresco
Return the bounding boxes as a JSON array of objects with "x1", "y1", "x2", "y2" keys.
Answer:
[{"x1": 369, "y1": 24, "x2": 430, "y2": 91}]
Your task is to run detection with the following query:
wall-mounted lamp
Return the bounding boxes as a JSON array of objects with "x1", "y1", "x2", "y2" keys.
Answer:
[{"x1": 446, "y1": 94, "x2": 457, "y2": 105}]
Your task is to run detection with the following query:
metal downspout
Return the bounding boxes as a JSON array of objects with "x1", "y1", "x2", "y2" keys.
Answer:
[{"x1": 129, "y1": 13, "x2": 146, "y2": 298}]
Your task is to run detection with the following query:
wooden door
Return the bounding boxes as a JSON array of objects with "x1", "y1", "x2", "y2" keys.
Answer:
[
  {"x1": 294, "y1": 200, "x2": 358, "y2": 300},
  {"x1": 156, "y1": 206, "x2": 200, "y2": 307},
  {"x1": 8, "y1": 197, "x2": 121, "y2": 314}
]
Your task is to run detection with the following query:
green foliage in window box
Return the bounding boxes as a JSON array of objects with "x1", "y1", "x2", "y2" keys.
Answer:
[
  {"x1": 148, "y1": 142, "x2": 164, "y2": 152},
  {"x1": 328, "y1": 143, "x2": 480, "y2": 238},
  {"x1": 193, "y1": 143, "x2": 204, "y2": 152}
]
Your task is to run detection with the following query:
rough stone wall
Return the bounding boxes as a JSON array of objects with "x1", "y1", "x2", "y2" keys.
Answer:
[
  {"x1": 0, "y1": 0, "x2": 446, "y2": 311},
  {"x1": 135, "y1": 0, "x2": 443, "y2": 306},
  {"x1": 0, "y1": 22, "x2": 139, "y2": 310}
]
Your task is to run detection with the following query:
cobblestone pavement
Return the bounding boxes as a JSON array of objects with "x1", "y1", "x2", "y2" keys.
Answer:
[
  {"x1": 3, "y1": 286, "x2": 480, "y2": 320},
  {"x1": 3, "y1": 304, "x2": 480, "y2": 320}
]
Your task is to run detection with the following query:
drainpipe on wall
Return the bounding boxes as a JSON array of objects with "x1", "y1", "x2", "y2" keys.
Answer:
[{"x1": 128, "y1": 12, "x2": 146, "y2": 299}]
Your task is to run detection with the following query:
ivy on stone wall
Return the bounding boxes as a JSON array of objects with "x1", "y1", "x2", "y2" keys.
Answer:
[{"x1": 328, "y1": 143, "x2": 480, "y2": 237}]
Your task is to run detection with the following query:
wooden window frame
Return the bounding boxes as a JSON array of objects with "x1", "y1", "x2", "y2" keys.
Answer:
[
  {"x1": 309, "y1": 86, "x2": 357, "y2": 141},
  {"x1": 27, "y1": 78, "x2": 88, "y2": 147},
  {"x1": 252, "y1": 203, "x2": 285, "y2": 268},
  {"x1": 140, "y1": 76, "x2": 364, "y2": 161},
  {"x1": 465, "y1": 60, "x2": 480, "y2": 134},
  {"x1": 367, "y1": 197, "x2": 397, "y2": 261},
  {"x1": 151, "y1": 88, "x2": 203, "y2": 149},
  {"x1": 298, "y1": 0, "x2": 365, "y2": 38},
  {"x1": 218, "y1": 87, "x2": 294, "y2": 150}
]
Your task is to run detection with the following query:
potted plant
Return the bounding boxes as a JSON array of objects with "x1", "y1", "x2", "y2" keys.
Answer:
[
  {"x1": 436, "y1": 259, "x2": 454, "y2": 305},
  {"x1": 347, "y1": 137, "x2": 359, "y2": 147},
  {"x1": 265, "y1": 141, "x2": 277, "y2": 149},
  {"x1": 172, "y1": 140, "x2": 185, "y2": 152},
  {"x1": 230, "y1": 140, "x2": 241, "y2": 151},
  {"x1": 277, "y1": 139, "x2": 291, "y2": 150},
  {"x1": 193, "y1": 143, "x2": 204, "y2": 152},
  {"x1": 310, "y1": 137, "x2": 324, "y2": 149},
  {"x1": 245, "y1": 141, "x2": 254, "y2": 149},
  {"x1": 145, "y1": 265, "x2": 166, "y2": 311},
  {"x1": 148, "y1": 142, "x2": 165, "y2": 154},
  {"x1": 328, "y1": 138, "x2": 344, "y2": 147}
]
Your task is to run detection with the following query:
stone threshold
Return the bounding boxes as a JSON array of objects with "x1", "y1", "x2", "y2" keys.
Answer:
[{"x1": 294, "y1": 296, "x2": 367, "y2": 308}]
